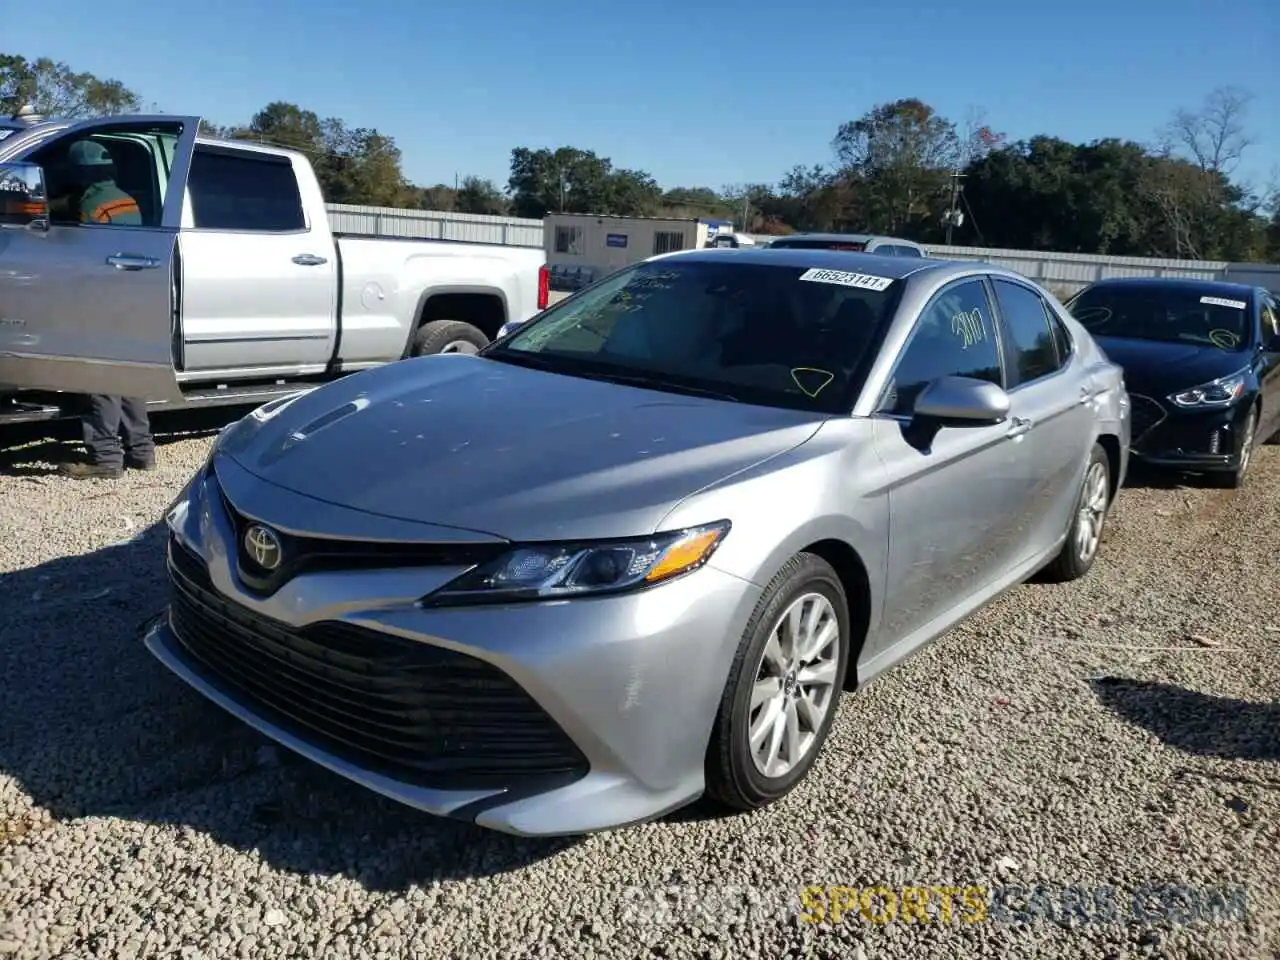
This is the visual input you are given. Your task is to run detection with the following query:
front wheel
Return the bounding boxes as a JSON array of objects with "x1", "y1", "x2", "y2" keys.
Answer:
[
  {"x1": 1209, "y1": 406, "x2": 1257, "y2": 489},
  {"x1": 1041, "y1": 442, "x2": 1111, "y2": 583},
  {"x1": 705, "y1": 553, "x2": 850, "y2": 812}
]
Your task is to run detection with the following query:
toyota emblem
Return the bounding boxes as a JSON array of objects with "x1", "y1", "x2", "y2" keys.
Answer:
[{"x1": 244, "y1": 524, "x2": 283, "y2": 571}]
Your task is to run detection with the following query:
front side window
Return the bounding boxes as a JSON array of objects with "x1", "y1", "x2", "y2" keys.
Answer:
[
  {"x1": 186, "y1": 148, "x2": 306, "y2": 231},
  {"x1": 1067, "y1": 284, "x2": 1252, "y2": 351},
  {"x1": 879, "y1": 278, "x2": 1003, "y2": 415},
  {"x1": 992, "y1": 279, "x2": 1063, "y2": 387},
  {"x1": 1261, "y1": 298, "x2": 1279, "y2": 341},
  {"x1": 26, "y1": 121, "x2": 182, "y2": 228},
  {"x1": 489, "y1": 259, "x2": 904, "y2": 413}
]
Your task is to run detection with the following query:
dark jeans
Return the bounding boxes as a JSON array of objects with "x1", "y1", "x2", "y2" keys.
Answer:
[{"x1": 82, "y1": 395, "x2": 155, "y2": 469}]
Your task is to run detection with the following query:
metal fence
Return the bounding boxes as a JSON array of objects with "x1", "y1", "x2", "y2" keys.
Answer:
[
  {"x1": 325, "y1": 204, "x2": 1279, "y2": 295},
  {"x1": 326, "y1": 203, "x2": 543, "y2": 247}
]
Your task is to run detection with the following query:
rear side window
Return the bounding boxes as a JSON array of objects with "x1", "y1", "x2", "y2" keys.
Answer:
[
  {"x1": 992, "y1": 279, "x2": 1062, "y2": 387},
  {"x1": 187, "y1": 149, "x2": 306, "y2": 232},
  {"x1": 880, "y1": 278, "x2": 1003, "y2": 415}
]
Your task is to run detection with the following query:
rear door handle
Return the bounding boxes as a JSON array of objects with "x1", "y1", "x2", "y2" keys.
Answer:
[
  {"x1": 1006, "y1": 416, "x2": 1032, "y2": 438},
  {"x1": 106, "y1": 254, "x2": 161, "y2": 271},
  {"x1": 292, "y1": 253, "x2": 328, "y2": 266},
  {"x1": 1079, "y1": 385, "x2": 1097, "y2": 405}
]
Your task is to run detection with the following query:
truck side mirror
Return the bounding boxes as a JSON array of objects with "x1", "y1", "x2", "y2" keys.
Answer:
[{"x1": 0, "y1": 162, "x2": 50, "y2": 232}]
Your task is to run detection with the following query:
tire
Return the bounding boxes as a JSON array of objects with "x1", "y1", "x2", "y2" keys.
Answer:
[
  {"x1": 410, "y1": 319, "x2": 490, "y2": 357},
  {"x1": 1209, "y1": 406, "x2": 1258, "y2": 489},
  {"x1": 705, "y1": 552, "x2": 851, "y2": 812},
  {"x1": 1041, "y1": 442, "x2": 1111, "y2": 583}
]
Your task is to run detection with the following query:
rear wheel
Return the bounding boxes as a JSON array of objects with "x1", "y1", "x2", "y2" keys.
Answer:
[
  {"x1": 410, "y1": 319, "x2": 490, "y2": 357},
  {"x1": 705, "y1": 553, "x2": 850, "y2": 812},
  {"x1": 1042, "y1": 442, "x2": 1111, "y2": 583}
]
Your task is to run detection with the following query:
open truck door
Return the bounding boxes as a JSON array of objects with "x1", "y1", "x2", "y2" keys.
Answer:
[{"x1": 0, "y1": 114, "x2": 201, "y2": 402}]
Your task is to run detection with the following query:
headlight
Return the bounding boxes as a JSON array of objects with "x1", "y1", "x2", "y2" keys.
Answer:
[
  {"x1": 1168, "y1": 370, "x2": 1247, "y2": 409},
  {"x1": 421, "y1": 521, "x2": 731, "y2": 606}
]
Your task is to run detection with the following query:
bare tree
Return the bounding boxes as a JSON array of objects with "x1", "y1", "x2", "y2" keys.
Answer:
[
  {"x1": 1160, "y1": 86, "x2": 1255, "y2": 175},
  {"x1": 957, "y1": 105, "x2": 1005, "y2": 168}
]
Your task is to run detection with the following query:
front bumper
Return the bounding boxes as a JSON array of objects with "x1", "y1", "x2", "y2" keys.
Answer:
[
  {"x1": 145, "y1": 454, "x2": 761, "y2": 836},
  {"x1": 1126, "y1": 393, "x2": 1249, "y2": 471}
]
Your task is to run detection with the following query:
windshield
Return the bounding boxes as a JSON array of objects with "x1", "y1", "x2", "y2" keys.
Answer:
[
  {"x1": 1067, "y1": 285, "x2": 1251, "y2": 350},
  {"x1": 486, "y1": 258, "x2": 903, "y2": 414}
]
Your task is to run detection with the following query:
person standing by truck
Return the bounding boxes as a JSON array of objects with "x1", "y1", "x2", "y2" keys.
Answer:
[{"x1": 54, "y1": 139, "x2": 157, "y2": 480}]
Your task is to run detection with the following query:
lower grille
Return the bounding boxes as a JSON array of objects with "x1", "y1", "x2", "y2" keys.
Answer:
[
  {"x1": 165, "y1": 538, "x2": 589, "y2": 791},
  {"x1": 1128, "y1": 394, "x2": 1166, "y2": 446}
]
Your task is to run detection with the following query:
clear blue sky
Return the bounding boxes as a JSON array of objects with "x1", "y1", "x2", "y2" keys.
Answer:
[{"x1": 8, "y1": 0, "x2": 1278, "y2": 197}]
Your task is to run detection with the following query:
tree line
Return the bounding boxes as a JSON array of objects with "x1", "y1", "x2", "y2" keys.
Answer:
[{"x1": 3, "y1": 53, "x2": 1277, "y2": 261}]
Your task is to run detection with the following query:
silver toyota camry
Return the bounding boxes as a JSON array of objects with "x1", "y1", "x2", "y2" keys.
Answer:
[{"x1": 147, "y1": 247, "x2": 1130, "y2": 837}]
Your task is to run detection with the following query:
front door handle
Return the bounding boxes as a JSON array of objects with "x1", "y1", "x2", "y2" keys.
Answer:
[
  {"x1": 292, "y1": 253, "x2": 328, "y2": 266},
  {"x1": 106, "y1": 254, "x2": 161, "y2": 271},
  {"x1": 1006, "y1": 416, "x2": 1032, "y2": 438}
]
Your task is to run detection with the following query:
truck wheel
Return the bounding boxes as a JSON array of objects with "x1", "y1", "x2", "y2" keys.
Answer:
[{"x1": 411, "y1": 320, "x2": 490, "y2": 357}]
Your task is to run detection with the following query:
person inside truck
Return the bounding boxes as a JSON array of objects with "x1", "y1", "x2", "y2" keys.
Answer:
[{"x1": 42, "y1": 138, "x2": 142, "y2": 225}]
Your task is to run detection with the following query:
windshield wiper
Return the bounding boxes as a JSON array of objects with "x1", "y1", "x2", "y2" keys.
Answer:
[
  {"x1": 575, "y1": 370, "x2": 742, "y2": 402},
  {"x1": 485, "y1": 349, "x2": 742, "y2": 402},
  {"x1": 482, "y1": 348, "x2": 562, "y2": 371}
]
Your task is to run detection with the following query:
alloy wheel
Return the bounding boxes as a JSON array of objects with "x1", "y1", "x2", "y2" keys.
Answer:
[
  {"x1": 1075, "y1": 460, "x2": 1109, "y2": 564},
  {"x1": 747, "y1": 592, "x2": 841, "y2": 779},
  {"x1": 440, "y1": 340, "x2": 481, "y2": 354}
]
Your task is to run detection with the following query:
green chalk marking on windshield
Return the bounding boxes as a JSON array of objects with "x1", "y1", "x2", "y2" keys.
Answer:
[{"x1": 791, "y1": 368, "x2": 834, "y2": 398}]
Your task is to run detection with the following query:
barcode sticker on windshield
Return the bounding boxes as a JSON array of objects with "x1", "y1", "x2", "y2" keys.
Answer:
[
  {"x1": 0, "y1": 130, "x2": 12, "y2": 141},
  {"x1": 1201, "y1": 296, "x2": 1246, "y2": 309},
  {"x1": 798, "y1": 268, "x2": 894, "y2": 292}
]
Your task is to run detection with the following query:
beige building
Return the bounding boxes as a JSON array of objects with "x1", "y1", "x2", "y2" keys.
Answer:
[{"x1": 543, "y1": 213, "x2": 733, "y2": 289}]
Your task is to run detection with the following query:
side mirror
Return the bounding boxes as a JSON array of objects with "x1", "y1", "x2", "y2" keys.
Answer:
[
  {"x1": 495, "y1": 319, "x2": 528, "y2": 339},
  {"x1": 0, "y1": 162, "x2": 50, "y2": 232},
  {"x1": 913, "y1": 375, "x2": 1010, "y2": 425}
]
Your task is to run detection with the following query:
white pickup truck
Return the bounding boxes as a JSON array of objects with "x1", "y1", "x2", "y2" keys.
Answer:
[{"x1": 0, "y1": 108, "x2": 548, "y2": 424}]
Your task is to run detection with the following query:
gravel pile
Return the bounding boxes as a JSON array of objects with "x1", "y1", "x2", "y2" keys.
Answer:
[{"x1": 1, "y1": 414, "x2": 1277, "y2": 959}]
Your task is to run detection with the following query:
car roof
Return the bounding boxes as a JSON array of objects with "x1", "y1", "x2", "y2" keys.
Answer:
[
  {"x1": 1081, "y1": 276, "x2": 1257, "y2": 300},
  {"x1": 657, "y1": 246, "x2": 963, "y2": 281}
]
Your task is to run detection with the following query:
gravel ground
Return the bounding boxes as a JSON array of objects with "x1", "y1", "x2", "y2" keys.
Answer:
[{"x1": 1, "y1": 414, "x2": 1277, "y2": 960}]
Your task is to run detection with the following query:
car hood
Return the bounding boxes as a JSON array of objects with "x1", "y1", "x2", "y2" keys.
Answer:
[
  {"x1": 219, "y1": 354, "x2": 826, "y2": 542},
  {"x1": 1093, "y1": 336, "x2": 1250, "y2": 394}
]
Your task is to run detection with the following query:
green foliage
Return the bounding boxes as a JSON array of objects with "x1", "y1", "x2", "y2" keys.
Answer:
[
  {"x1": 4, "y1": 51, "x2": 1277, "y2": 261},
  {"x1": 0, "y1": 54, "x2": 140, "y2": 119},
  {"x1": 506, "y1": 146, "x2": 662, "y2": 218},
  {"x1": 455, "y1": 176, "x2": 507, "y2": 215}
]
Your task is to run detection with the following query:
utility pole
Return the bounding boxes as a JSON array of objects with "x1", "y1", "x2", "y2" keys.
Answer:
[{"x1": 944, "y1": 170, "x2": 965, "y2": 245}]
